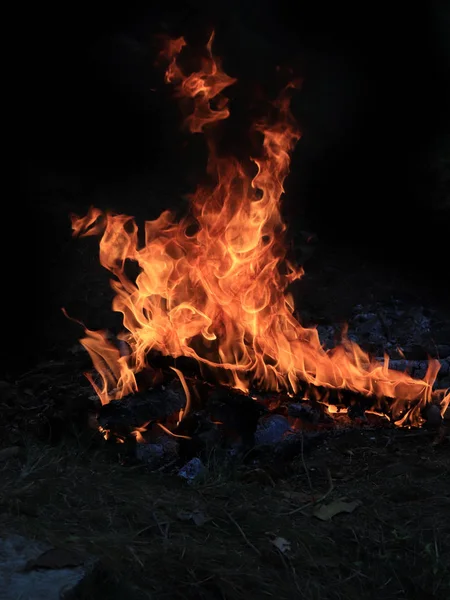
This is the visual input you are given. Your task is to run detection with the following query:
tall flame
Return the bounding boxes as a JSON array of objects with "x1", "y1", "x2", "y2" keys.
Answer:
[{"x1": 71, "y1": 34, "x2": 448, "y2": 426}]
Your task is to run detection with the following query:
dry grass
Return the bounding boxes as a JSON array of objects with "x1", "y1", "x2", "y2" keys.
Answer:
[{"x1": 1, "y1": 428, "x2": 449, "y2": 600}]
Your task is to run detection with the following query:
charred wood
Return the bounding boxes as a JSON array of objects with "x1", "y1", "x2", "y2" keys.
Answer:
[{"x1": 98, "y1": 381, "x2": 185, "y2": 436}]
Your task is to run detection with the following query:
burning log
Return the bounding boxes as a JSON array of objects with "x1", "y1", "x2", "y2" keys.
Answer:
[
  {"x1": 288, "y1": 402, "x2": 321, "y2": 422},
  {"x1": 206, "y1": 387, "x2": 267, "y2": 449},
  {"x1": 423, "y1": 403, "x2": 443, "y2": 427},
  {"x1": 174, "y1": 410, "x2": 224, "y2": 460},
  {"x1": 97, "y1": 381, "x2": 185, "y2": 437}
]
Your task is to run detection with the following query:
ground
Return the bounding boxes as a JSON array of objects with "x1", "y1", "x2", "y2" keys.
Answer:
[{"x1": 1, "y1": 424, "x2": 449, "y2": 600}]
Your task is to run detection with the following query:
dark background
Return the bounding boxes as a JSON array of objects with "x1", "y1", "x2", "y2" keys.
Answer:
[{"x1": 9, "y1": 0, "x2": 450, "y2": 376}]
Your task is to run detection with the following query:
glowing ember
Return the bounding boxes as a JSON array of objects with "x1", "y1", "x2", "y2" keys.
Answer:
[{"x1": 71, "y1": 33, "x2": 449, "y2": 429}]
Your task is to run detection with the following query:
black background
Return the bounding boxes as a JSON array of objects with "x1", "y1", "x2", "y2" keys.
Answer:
[{"x1": 9, "y1": 0, "x2": 450, "y2": 375}]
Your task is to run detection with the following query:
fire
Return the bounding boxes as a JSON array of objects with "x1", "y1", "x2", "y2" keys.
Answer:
[{"x1": 71, "y1": 33, "x2": 448, "y2": 427}]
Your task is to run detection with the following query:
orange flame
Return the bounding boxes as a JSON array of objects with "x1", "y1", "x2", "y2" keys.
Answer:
[{"x1": 71, "y1": 34, "x2": 447, "y2": 427}]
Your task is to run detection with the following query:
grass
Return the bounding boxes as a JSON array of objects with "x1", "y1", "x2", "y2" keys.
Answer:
[{"x1": 1, "y1": 427, "x2": 449, "y2": 600}]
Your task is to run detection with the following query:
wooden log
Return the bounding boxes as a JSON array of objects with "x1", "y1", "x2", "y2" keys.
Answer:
[{"x1": 98, "y1": 382, "x2": 185, "y2": 435}]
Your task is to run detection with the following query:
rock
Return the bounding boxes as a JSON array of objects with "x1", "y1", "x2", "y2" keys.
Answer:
[
  {"x1": 135, "y1": 435, "x2": 178, "y2": 469},
  {"x1": 377, "y1": 358, "x2": 444, "y2": 381},
  {"x1": 317, "y1": 325, "x2": 335, "y2": 349},
  {"x1": 438, "y1": 360, "x2": 450, "y2": 378},
  {"x1": 437, "y1": 345, "x2": 450, "y2": 358},
  {"x1": 178, "y1": 458, "x2": 206, "y2": 484},
  {"x1": 439, "y1": 377, "x2": 450, "y2": 391},
  {"x1": 0, "y1": 535, "x2": 86, "y2": 600},
  {"x1": 433, "y1": 326, "x2": 450, "y2": 344},
  {"x1": 136, "y1": 442, "x2": 164, "y2": 464},
  {"x1": 401, "y1": 344, "x2": 429, "y2": 360},
  {"x1": 254, "y1": 415, "x2": 291, "y2": 446}
]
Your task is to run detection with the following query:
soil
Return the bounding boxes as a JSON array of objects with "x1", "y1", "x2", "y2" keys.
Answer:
[{"x1": 0, "y1": 426, "x2": 449, "y2": 600}]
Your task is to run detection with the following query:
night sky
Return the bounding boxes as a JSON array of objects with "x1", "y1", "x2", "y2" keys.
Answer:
[{"x1": 9, "y1": 1, "x2": 450, "y2": 373}]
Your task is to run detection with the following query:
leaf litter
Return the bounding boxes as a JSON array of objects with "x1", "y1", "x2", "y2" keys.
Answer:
[{"x1": 313, "y1": 499, "x2": 362, "y2": 521}]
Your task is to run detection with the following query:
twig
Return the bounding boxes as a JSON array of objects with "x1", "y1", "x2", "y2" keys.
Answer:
[
  {"x1": 132, "y1": 523, "x2": 160, "y2": 539},
  {"x1": 299, "y1": 432, "x2": 314, "y2": 496},
  {"x1": 127, "y1": 545, "x2": 144, "y2": 567},
  {"x1": 393, "y1": 430, "x2": 433, "y2": 438},
  {"x1": 133, "y1": 514, "x2": 170, "y2": 540},
  {"x1": 285, "y1": 469, "x2": 334, "y2": 515},
  {"x1": 152, "y1": 458, "x2": 178, "y2": 473},
  {"x1": 224, "y1": 510, "x2": 261, "y2": 556},
  {"x1": 152, "y1": 511, "x2": 170, "y2": 539}
]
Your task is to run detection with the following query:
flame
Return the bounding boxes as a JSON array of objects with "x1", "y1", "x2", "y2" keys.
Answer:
[
  {"x1": 441, "y1": 390, "x2": 450, "y2": 417},
  {"x1": 170, "y1": 366, "x2": 192, "y2": 424},
  {"x1": 71, "y1": 34, "x2": 447, "y2": 427}
]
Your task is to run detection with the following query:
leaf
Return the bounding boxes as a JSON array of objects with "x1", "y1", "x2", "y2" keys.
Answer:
[
  {"x1": 24, "y1": 548, "x2": 84, "y2": 571},
  {"x1": 177, "y1": 509, "x2": 209, "y2": 526},
  {"x1": 313, "y1": 499, "x2": 361, "y2": 521},
  {"x1": 191, "y1": 510, "x2": 209, "y2": 526},
  {"x1": 271, "y1": 536, "x2": 291, "y2": 553}
]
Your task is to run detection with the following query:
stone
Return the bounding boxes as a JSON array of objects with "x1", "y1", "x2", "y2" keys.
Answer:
[
  {"x1": 437, "y1": 345, "x2": 450, "y2": 358},
  {"x1": 254, "y1": 415, "x2": 291, "y2": 446},
  {"x1": 0, "y1": 535, "x2": 85, "y2": 600},
  {"x1": 135, "y1": 435, "x2": 178, "y2": 469},
  {"x1": 178, "y1": 457, "x2": 206, "y2": 484}
]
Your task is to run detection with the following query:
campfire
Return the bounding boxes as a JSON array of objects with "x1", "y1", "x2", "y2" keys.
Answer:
[{"x1": 70, "y1": 33, "x2": 449, "y2": 455}]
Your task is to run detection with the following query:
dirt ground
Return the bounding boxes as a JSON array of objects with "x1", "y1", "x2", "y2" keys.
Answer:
[{"x1": 1, "y1": 422, "x2": 449, "y2": 600}]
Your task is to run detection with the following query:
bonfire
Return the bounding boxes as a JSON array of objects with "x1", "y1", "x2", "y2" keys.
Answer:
[{"x1": 71, "y1": 34, "x2": 449, "y2": 445}]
